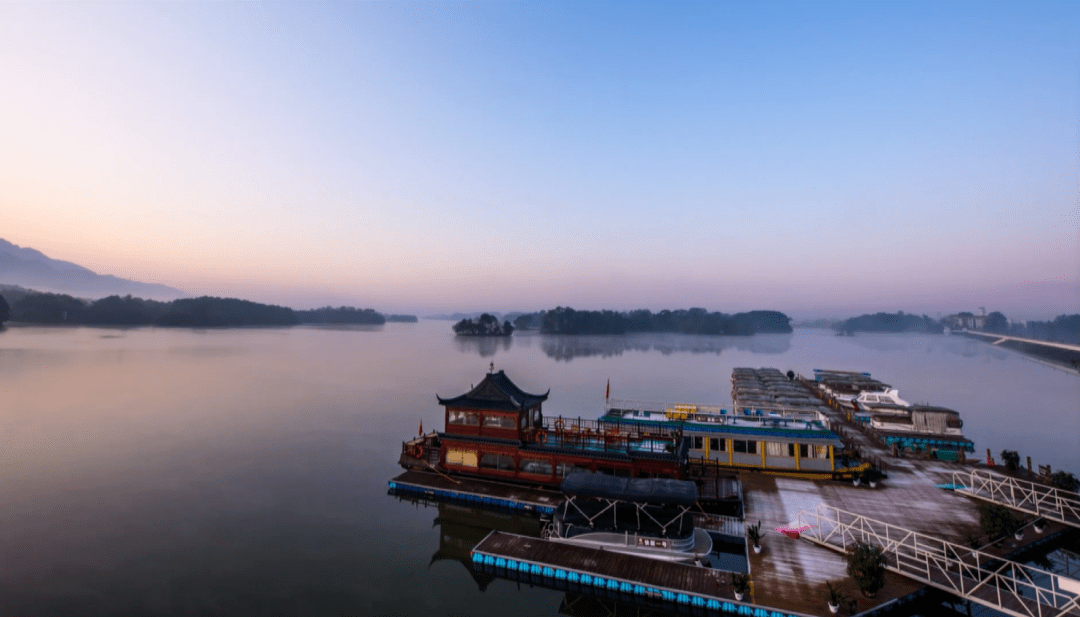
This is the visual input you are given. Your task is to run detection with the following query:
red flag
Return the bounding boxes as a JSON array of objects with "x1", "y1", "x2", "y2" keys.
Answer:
[
  {"x1": 605, "y1": 379, "x2": 610, "y2": 400},
  {"x1": 419, "y1": 419, "x2": 423, "y2": 436}
]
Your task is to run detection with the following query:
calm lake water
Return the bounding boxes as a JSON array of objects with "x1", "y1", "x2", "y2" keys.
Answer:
[{"x1": 1, "y1": 321, "x2": 1077, "y2": 616}]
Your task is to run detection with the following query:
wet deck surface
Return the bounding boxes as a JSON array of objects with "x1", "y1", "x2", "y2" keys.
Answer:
[
  {"x1": 741, "y1": 472, "x2": 926, "y2": 616},
  {"x1": 741, "y1": 383, "x2": 1073, "y2": 617}
]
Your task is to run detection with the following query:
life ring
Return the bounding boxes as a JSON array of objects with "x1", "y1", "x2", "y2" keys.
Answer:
[
  {"x1": 554, "y1": 419, "x2": 565, "y2": 433},
  {"x1": 538, "y1": 431, "x2": 548, "y2": 444},
  {"x1": 411, "y1": 444, "x2": 424, "y2": 458}
]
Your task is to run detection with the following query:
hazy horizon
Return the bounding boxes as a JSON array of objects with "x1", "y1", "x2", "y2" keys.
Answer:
[{"x1": 2, "y1": 2, "x2": 1077, "y2": 322}]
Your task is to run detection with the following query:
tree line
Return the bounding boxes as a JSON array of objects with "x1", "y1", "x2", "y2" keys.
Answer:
[
  {"x1": 510, "y1": 307, "x2": 793, "y2": 335},
  {"x1": 833, "y1": 312, "x2": 944, "y2": 334},
  {"x1": 836, "y1": 310, "x2": 1080, "y2": 343},
  {"x1": 0, "y1": 292, "x2": 395, "y2": 327}
]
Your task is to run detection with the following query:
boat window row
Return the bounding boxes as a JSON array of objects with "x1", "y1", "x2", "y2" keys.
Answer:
[
  {"x1": 692, "y1": 436, "x2": 726, "y2": 451},
  {"x1": 717, "y1": 439, "x2": 830, "y2": 459},
  {"x1": 448, "y1": 410, "x2": 519, "y2": 429},
  {"x1": 450, "y1": 448, "x2": 585, "y2": 477}
]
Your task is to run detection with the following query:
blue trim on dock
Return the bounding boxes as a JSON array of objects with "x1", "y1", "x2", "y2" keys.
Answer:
[
  {"x1": 470, "y1": 544, "x2": 816, "y2": 617},
  {"x1": 387, "y1": 480, "x2": 557, "y2": 515}
]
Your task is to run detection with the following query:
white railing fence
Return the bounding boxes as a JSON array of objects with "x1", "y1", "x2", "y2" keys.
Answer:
[
  {"x1": 794, "y1": 503, "x2": 1080, "y2": 617},
  {"x1": 952, "y1": 469, "x2": 1080, "y2": 530}
]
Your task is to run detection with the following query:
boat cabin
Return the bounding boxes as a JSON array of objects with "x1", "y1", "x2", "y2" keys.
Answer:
[
  {"x1": 411, "y1": 371, "x2": 689, "y2": 486},
  {"x1": 437, "y1": 369, "x2": 549, "y2": 441}
]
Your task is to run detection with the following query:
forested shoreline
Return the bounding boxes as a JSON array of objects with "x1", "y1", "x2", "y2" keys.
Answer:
[
  {"x1": 0, "y1": 291, "x2": 397, "y2": 328},
  {"x1": 833, "y1": 311, "x2": 1080, "y2": 344}
]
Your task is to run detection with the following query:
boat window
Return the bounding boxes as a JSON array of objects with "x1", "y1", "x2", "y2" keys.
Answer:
[
  {"x1": 480, "y1": 453, "x2": 515, "y2": 471},
  {"x1": 521, "y1": 415, "x2": 528, "y2": 429},
  {"x1": 799, "y1": 444, "x2": 809, "y2": 459},
  {"x1": 520, "y1": 459, "x2": 553, "y2": 476},
  {"x1": 555, "y1": 462, "x2": 576, "y2": 477},
  {"x1": 813, "y1": 445, "x2": 830, "y2": 459},
  {"x1": 710, "y1": 437, "x2": 723, "y2": 451},
  {"x1": 446, "y1": 449, "x2": 478, "y2": 468},
  {"x1": 463, "y1": 413, "x2": 480, "y2": 426},
  {"x1": 693, "y1": 436, "x2": 704, "y2": 450},
  {"x1": 448, "y1": 411, "x2": 466, "y2": 425},
  {"x1": 766, "y1": 442, "x2": 786, "y2": 457},
  {"x1": 733, "y1": 440, "x2": 757, "y2": 454},
  {"x1": 483, "y1": 414, "x2": 516, "y2": 429}
]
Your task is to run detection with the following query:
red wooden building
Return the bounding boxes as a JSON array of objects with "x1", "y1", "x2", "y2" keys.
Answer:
[{"x1": 402, "y1": 370, "x2": 688, "y2": 486}]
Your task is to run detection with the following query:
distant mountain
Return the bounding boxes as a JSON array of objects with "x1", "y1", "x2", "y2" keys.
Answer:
[{"x1": 0, "y1": 238, "x2": 186, "y2": 301}]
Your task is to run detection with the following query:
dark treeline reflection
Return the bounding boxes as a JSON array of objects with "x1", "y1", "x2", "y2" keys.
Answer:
[
  {"x1": 448, "y1": 332, "x2": 793, "y2": 361},
  {"x1": 454, "y1": 334, "x2": 513, "y2": 357},
  {"x1": 537, "y1": 334, "x2": 792, "y2": 362}
]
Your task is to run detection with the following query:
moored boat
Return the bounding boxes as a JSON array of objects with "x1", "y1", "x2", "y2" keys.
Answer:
[
  {"x1": 542, "y1": 473, "x2": 713, "y2": 564},
  {"x1": 400, "y1": 369, "x2": 689, "y2": 487}
]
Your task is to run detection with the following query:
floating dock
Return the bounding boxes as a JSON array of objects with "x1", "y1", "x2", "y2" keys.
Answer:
[
  {"x1": 470, "y1": 530, "x2": 817, "y2": 617},
  {"x1": 388, "y1": 470, "x2": 563, "y2": 515}
]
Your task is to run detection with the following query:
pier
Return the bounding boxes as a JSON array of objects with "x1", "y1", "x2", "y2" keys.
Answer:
[
  {"x1": 952, "y1": 468, "x2": 1080, "y2": 530},
  {"x1": 795, "y1": 503, "x2": 1080, "y2": 617},
  {"x1": 958, "y1": 329, "x2": 1080, "y2": 372},
  {"x1": 388, "y1": 470, "x2": 562, "y2": 514},
  {"x1": 392, "y1": 367, "x2": 1079, "y2": 617},
  {"x1": 471, "y1": 530, "x2": 818, "y2": 617}
]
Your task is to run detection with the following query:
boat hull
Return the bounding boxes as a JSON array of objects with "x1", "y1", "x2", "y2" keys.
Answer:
[{"x1": 546, "y1": 528, "x2": 713, "y2": 563}]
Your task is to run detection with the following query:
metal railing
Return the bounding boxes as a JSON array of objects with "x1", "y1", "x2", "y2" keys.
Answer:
[
  {"x1": 794, "y1": 503, "x2": 1080, "y2": 617},
  {"x1": 691, "y1": 513, "x2": 745, "y2": 537},
  {"x1": 952, "y1": 468, "x2": 1080, "y2": 530}
]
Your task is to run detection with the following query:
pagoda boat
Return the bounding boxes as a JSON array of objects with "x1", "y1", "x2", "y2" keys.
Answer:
[{"x1": 400, "y1": 370, "x2": 689, "y2": 487}]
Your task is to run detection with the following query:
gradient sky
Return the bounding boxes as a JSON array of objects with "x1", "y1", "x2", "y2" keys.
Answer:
[{"x1": 2, "y1": 1, "x2": 1078, "y2": 319}]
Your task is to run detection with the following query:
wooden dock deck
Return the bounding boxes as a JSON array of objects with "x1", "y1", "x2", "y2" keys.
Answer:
[{"x1": 471, "y1": 531, "x2": 819, "y2": 617}]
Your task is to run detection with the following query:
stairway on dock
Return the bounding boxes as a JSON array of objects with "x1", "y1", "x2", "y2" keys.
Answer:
[
  {"x1": 952, "y1": 468, "x2": 1080, "y2": 530},
  {"x1": 795, "y1": 503, "x2": 1080, "y2": 617}
]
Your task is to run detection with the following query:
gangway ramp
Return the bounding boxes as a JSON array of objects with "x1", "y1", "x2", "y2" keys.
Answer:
[
  {"x1": 794, "y1": 503, "x2": 1080, "y2": 617},
  {"x1": 952, "y1": 468, "x2": 1080, "y2": 530}
]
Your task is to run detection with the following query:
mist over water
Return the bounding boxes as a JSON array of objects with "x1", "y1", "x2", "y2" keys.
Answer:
[{"x1": 0, "y1": 321, "x2": 1076, "y2": 616}]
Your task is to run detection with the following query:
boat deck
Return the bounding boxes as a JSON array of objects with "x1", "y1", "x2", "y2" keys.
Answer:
[
  {"x1": 389, "y1": 470, "x2": 564, "y2": 513},
  {"x1": 471, "y1": 531, "x2": 816, "y2": 615}
]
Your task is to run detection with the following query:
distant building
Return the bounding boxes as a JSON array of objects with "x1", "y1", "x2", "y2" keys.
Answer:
[{"x1": 942, "y1": 311, "x2": 988, "y2": 330}]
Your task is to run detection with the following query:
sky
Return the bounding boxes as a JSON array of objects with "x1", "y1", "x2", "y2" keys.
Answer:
[{"x1": 1, "y1": 1, "x2": 1078, "y2": 320}]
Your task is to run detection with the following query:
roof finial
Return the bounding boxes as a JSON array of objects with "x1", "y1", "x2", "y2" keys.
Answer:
[{"x1": 489, "y1": 361, "x2": 495, "y2": 374}]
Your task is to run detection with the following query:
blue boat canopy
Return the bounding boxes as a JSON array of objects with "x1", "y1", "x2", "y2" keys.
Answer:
[{"x1": 559, "y1": 473, "x2": 698, "y2": 507}]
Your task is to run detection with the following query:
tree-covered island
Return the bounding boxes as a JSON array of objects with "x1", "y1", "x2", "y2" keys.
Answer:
[
  {"x1": 452, "y1": 313, "x2": 514, "y2": 336},
  {"x1": 511, "y1": 307, "x2": 793, "y2": 335},
  {"x1": 833, "y1": 312, "x2": 943, "y2": 335}
]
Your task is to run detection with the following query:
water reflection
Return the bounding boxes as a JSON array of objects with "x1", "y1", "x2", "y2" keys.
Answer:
[
  {"x1": 537, "y1": 333, "x2": 792, "y2": 362},
  {"x1": 427, "y1": 500, "x2": 541, "y2": 590},
  {"x1": 454, "y1": 335, "x2": 513, "y2": 358},
  {"x1": 397, "y1": 496, "x2": 682, "y2": 616}
]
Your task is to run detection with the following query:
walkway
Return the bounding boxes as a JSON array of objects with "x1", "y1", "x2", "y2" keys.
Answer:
[
  {"x1": 953, "y1": 468, "x2": 1080, "y2": 530},
  {"x1": 795, "y1": 503, "x2": 1080, "y2": 617}
]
